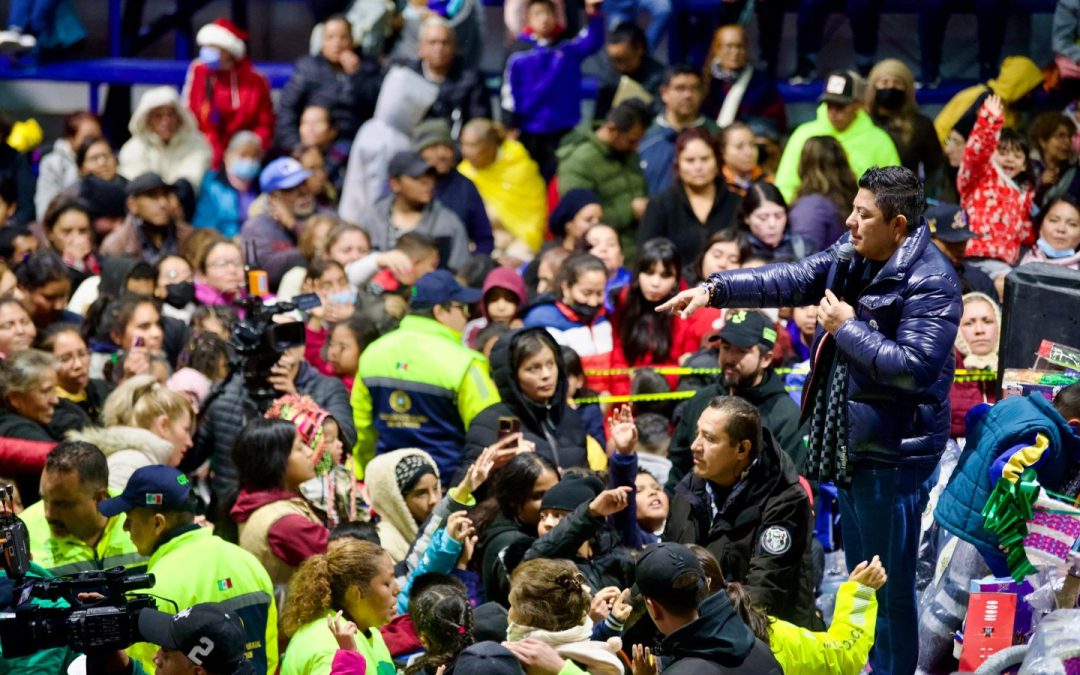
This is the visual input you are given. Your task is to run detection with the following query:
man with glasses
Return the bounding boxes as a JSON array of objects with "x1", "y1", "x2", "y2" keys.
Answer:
[
  {"x1": 100, "y1": 172, "x2": 193, "y2": 264},
  {"x1": 352, "y1": 269, "x2": 500, "y2": 482}
]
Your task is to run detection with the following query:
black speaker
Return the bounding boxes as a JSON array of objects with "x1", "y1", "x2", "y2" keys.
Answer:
[{"x1": 999, "y1": 263, "x2": 1080, "y2": 384}]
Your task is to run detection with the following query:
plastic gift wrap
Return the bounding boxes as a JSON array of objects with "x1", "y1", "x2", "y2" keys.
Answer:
[{"x1": 1019, "y1": 609, "x2": 1080, "y2": 674}]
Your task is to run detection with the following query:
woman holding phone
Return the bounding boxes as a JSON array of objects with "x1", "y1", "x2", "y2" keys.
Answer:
[{"x1": 464, "y1": 327, "x2": 589, "y2": 472}]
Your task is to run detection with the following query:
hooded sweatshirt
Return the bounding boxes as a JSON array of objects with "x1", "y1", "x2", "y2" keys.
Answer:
[
  {"x1": 457, "y1": 139, "x2": 547, "y2": 252},
  {"x1": 338, "y1": 67, "x2": 440, "y2": 225},
  {"x1": 365, "y1": 448, "x2": 440, "y2": 562},
  {"x1": 35, "y1": 138, "x2": 79, "y2": 220},
  {"x1": 68, "y1": 426, "x2": 175, "y2": 491},
  {"x1": 933, "y1": 56, "x2": 1044, "y2": 145},
  {"x1": 118, "y1": 86, "x2": 213, "y2": 191},
  {"x1": 182, "y1": 58, "x2": 275, "y2": 168},
  {"x1": 463, "y1": 267, "x2": 528, "y2": 348},
  {"x1": 464, "y1": 327, "x2": 589, "y2": 471},
  {"x1": 949, "y1": 292, "x2": 1001, "y2": 437},
  {"x1": 658, "y1": 592, "x2": 782, "y2": 675}
]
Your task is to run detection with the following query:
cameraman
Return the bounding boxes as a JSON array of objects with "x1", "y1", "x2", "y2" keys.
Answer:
[
  {"x1": 98, "y1": 465, "x2": 278, "y2": 674},
  {"x1": 185, "y1": 332, "x2": 356, "y2": 541},
  {"x1": 89, "y1": 602, "x2": 256, "y2": 674},
  {"x1": 22, "y1": 441, "x2": 144, "y2": 577}
]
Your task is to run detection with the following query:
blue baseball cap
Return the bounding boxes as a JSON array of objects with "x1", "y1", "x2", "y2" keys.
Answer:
[
  {"x1": 99, "y1": 465, "x2": 194, "y2": 517},
  {"x1": 410, "y1": 270, "x2": 482, "y2": 308},
  {"x1": 259, "y1": 157, "x2": 311, "y2": 193}
]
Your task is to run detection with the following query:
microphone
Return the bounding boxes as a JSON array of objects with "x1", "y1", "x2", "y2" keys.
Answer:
[{"x1": 830, "y1": 243, "x2": 856, "y2": 300}]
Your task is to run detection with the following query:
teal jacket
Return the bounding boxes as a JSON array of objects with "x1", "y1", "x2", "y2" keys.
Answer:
[{"x1": 774, "y1": 105, "x2": 901, "y2": 202}]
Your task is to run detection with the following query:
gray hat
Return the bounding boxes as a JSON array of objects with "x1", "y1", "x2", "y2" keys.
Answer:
[{"x1": 413, "y1": 119, "x2": 454, "y2": 152}]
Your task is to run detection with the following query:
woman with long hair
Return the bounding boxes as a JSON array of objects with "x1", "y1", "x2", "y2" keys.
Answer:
[
  {"x1": 280, "y1": 539, "x2": 399, "y2": 675},
  {"x1": 737, "y1": 182, "x2": 804, "y2": 262},
  {"x1": 82, "y1": 293, "x2": 167, "y2": 384},
  {"x1": 790, "y1": 136, "x2": 857, "y2": 255},
  {"x1": 865, "y1": 59, "x2": 943, "y2": 196},
  {"x1": 639, "y1": 127, "x2": 742, "y2": 265}
]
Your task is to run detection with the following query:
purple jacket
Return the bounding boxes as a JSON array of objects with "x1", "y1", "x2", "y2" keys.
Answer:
[
  {"x1": 704, "y1": 223, "x2": 962, "y2": 463},
  {"x1": 502, "y1": 13, "x2": 605, "y2": 134}
]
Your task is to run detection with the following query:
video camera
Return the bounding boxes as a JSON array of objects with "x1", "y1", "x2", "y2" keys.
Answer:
[
  {"x1": 230, "y1": 242, "x2": 320, "y2": 410},
  {"x1": 0, "y1": 486, "x2": 157, "y2": 657}
]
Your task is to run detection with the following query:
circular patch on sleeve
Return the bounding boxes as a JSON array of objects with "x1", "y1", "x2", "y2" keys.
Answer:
[{"x1": 759, "y1": 526, "x2": 792, "y2": 555}]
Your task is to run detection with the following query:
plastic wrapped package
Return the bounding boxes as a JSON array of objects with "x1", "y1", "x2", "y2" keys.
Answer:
[{"x1": 1019, "y1": 609, "x2": 1080, "y2": 674}]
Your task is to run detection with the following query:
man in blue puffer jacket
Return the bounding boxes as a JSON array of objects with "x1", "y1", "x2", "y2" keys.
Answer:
[{"x1": 660, "y1": 165, "x2": 962, "y2": 675}]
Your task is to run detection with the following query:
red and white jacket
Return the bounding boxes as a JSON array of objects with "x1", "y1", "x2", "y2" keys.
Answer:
[{"x1": 958, "y1": 105, "x2": 1035, "y2": 265}]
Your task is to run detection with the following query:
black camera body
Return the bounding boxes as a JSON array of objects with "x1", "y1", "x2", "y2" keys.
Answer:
[
  {"x1": 231, "y1": 294, "x2": 309, "y2": 408},
  {"x1": 0, "y1": 570, "x2": 156, "y2": 657}
]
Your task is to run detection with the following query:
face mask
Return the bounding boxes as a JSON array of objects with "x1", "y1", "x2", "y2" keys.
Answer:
[
  {"x1": 569, "y1": 300, "x2": 600, "y2": 324},
  {"x1": 1036, "y1": 237, "x2": 1077, "y2": 259},
  {"x1": 228, "y1": 157, "x2": 260, "y2": 181},
  {"x1": 199, "y1": 46, "x2": 222, "y2": 70},
  {"x1": 874, "y1": 87, "x2": 906, "y2": 111},
  {"x1": 164, "y1": 281, "x2": 195, "y2": 309},
  {"x1": 328, "y1": 290, "x2": 357, "y2": 306}
]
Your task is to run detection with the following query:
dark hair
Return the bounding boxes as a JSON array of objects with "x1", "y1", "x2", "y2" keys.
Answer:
[
  {"x1": 232, "y1": 418, "x2": 298, "y2": 491},
  {"x1": 405, "y1": 575, "x2": 474, "y2": 675},
  {"x1": 996, "y1": 129, "x2": 1032, "y2": 186},
  {"x1": 606, "y1": 98, "x2": 650, "y2": 133},
  {"x1": 619, "y1": 238, "x2": 681, "y2": 365},
  {"x1": 15, "y1": 250, "x2": 70, "y2": 292},
  {"x1": 651, "y1": 568, "x2": 709, "y2": 614},
  {"x1": 36, "y1": 322, "x2": 83, "y2": 353},
  {"x1": 42, "y1": 196, "x2": 92, "y2": 235},
  {"x1": 45, "y1": 440, "x2": 109, "y2": 490},
  {"x1": 0, "y1": 227, "x2": 34, "y2": 265},
  {"x1": 460, "y1": 255, "x2": 499, "y2": 291},
  {"x1": 608, "y1": 21, "x2": 646, "y2": 51},
  {"x1": 0, "y1": 176, "x2": 16, "y2": 207},
  {"x1": 475, "y1": 322, "x2": 510, "y2": 351},
  {"x1": 662, "y1": 64, "x2": 702, "y2": 88},
  {"x1": 686, "y1": 544, "x2": 772, "y2": 644},
  {"x1": 1029, "y1": 111, "x2": 1073, "y2": 159},
  {"x1": 128, "y1": 262, "x2": 155, "y2": 287},
  {"x1": 332, "y1": 313, "x2": 380, "y2": 356},
  {"x1": 75, "y1": 136, "x2": 111, "y2": 170},
  {"x1": 706, "y1": 396, "x2": 762, "y2": 457},
  {"x1": 396, "y1": 231, "x2": 439, "y2": 259},
  {"x1": 857, "y1": 166, "x2": 926, "y2": 227},
  {"x1": 631, "y1": 367, "x2": 674, "y2": 418},
  {"x1": 692, "y1": 228, "x2": 750, "y2": 283},
  {"x1": 329, "y1": 520, "x2": 381, "y2": 545},
  {"x1": 738, "y1": 182, "x2": 788, "y2": 230},
  {"x1": 82, "y1": 293, "x2": 158, "y2": 346},
  {"x1": 1038, "y1": 194, "x2": 1080, "y2": 233},
  {"x1": 191, "y1": 304, "x2": 238, "y2": 336},
  {"x1": 62, "y1": 111, "x2": 101, "y2": 140},
  {"x1": 673, "y1": 127, "x2": 722, "y2": 184},
  {"x1": 510, "y1": 329, "x2": 561, "y2": 384},
  {"x1": 561, "y1": 345, "x2": 584, "y2": 380},
  {"x1": 636, "y1": 413, "x2": 671, "y2": 454},
  {"x1": 494, "y1": 452, "x2": 558, "y2": 522},
  {"x1": 527, "y1": 0, "x2": 556, "y2": 10},
  {"x1": 686, "y1": 544, "x2": 724, "y2": 594},
  {"x1": 195, "y1": 237, "x2": 240, "y2": 274},
  {"x1": 556, "y1": 252, "x2": 607, "y2": 298},
  {"x1": 1055, "y1": 382, "x2": 1080, "y2": 420},
  {"x1": 177, "y1": 331, "x2": 231, "y2": 380},
  {"x1": 306, "y1": 258, "x2": 345, "y2": 284}
]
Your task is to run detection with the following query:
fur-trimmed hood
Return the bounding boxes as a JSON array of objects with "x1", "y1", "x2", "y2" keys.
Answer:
[
  {"x1": 68, "y1": 425, "x2": 175, "y2": 491},
  {"x1": 364, "y1": 448, "x2": 439, "y2": 562}
]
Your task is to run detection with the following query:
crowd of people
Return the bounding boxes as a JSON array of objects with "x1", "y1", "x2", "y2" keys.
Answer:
[{"x1": 0, "y1": 1, "x2": 1079, "y2": 674}]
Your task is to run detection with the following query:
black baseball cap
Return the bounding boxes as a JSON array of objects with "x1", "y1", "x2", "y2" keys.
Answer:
[
  {"x1": 711, "y1": 310, "x2": 777, "y2": 349},
  {"x1": 452, "y1": 641, "x2": 526, "y2": 675},
  {"x1": 139, "y1": 603, "x2": 255, "y2": 674},
  {"x1": 388, "y1": 151, "x2": 436, "y2": 179},
  {"x1": 127, "y1": 172, "x2": 176, "y2": 198},
  {"x1": 819, "y1": 70, "x2": 864, "y2": 105},
  {"x1": 926, "y1": 203, "x2": 974, "y2": 242},
  {"x1": 99, "y1": 465, "x2": 193, "y2": 517},
  {"x1": 635, "y1": 542, "x2": 706, "y2": 602},
  {"x1": 410, "y1": 269, "x2": 483, "y2": 308}
]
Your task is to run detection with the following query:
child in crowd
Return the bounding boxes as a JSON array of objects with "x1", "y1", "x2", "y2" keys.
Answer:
[
  {"x1": 324, "y1": 313, "x2": 380, "y2": 393},
  {"x1": 633, "y1": 412, "x2": 673, "y2": 488},
  {"x1": 958, "y1": 94, "x2": 1035, "y2": 281},
  {"x1": 302, "y1": 259, "x2": 356, "y2": 374},
  {"x1": 364, "y1": 448, "x2": 442, "y2": 562},
  {"x1": 475, "y1": 322, "x2": 510, "y2": 359},
  {"x1": 362, "y1": 232, "x2": 440, "y2": 316},
  {"x1": 581, "y1": 224, "x2": 631, "y2": 312},
  {"x1": 462, "y1": 266, "x2": 527, "y2": 349},
  {"x1": 1019, "y1": 194, "x2": 1080, "y2": 269},
  {"x1": 502, "y1": 0, "x2": 605, "y2": 179},
  {"x1": 523, "y1": 252, "x2": 615, "y2": 394},
  {"x1": 190, "y1": 304, "x2": 236, "y2": 341},
  {"x1": 402, "y1": 574, "x2": 476, "y2": 674},
  {"x1": 563, "y1": 346, "x2": 605, "y2": 446},
  {"x1": 738, "y1": 182, "x2": 806, "y2": 263}
]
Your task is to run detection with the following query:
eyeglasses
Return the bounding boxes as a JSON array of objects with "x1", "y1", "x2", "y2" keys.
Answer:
[{"x1": 207, "y1": 259, "x2": 244, "y2": 270}]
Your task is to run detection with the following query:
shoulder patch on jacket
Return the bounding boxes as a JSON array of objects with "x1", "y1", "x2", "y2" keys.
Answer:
[{"x1": 759, "y1": 525, "x2": 792, "y2": 555}]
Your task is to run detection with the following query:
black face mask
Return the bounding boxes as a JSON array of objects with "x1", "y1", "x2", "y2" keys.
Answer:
[
  {"x1": 164, "y1": 281, "x2": 195, "y2": 309},
  {"x1": 874, "y1": 87, "x2": 906, "y2": 111},
  {"x1": 569, "y1": 301, "x2": 601, "y2": 324}
]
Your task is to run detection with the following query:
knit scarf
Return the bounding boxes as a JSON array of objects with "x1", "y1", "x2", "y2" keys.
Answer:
[
  {"x1": 507, "y1": 619, "x2": 624, "y2": 675},
  {"x1": 806, "y1": 344, "x2": 852, "y2": 488}
]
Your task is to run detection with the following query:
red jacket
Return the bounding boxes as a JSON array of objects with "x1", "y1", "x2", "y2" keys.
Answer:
[
  {"x1": 948, "y1": 350, "x2": 998, "y2": 438},
  {"x1": 609, "y1": 286, "x2": 701, "y2": 396},
  {"x1": 958, "y1": 105, "x2": 1035, "y2": 265},
  {"x1": 183, "y1": 59, "x2": 275, "y2": 168}
]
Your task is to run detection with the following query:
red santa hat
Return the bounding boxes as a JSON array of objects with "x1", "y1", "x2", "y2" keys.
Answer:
[{"x1": 196, "y1": 18, "x2": 248, "y2": 60}]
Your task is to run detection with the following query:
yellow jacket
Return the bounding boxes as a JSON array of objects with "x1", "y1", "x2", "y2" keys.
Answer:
[
  {"x1": 933, "y1": 56, "x2": 1044, "y2": 145},
  {"x1": 769, "y1": 581, "x2": 877, "y2": 675},
  {"x1": 458, "y1": 139, "x2": 547, "y2": 252}
]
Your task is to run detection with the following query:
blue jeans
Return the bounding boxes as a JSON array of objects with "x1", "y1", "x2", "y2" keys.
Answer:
[
  {"x1": 605, "y1": 0, "x2": 672, "y2": 53},
  {"x1": 7, "y1": 0, "x2": 62, "y2": 34},
  {"x1": 839, "y1": 462, "x2": 935, "y2": 675}
]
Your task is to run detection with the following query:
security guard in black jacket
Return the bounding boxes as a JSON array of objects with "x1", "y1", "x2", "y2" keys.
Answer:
[{"x1": 664, "y1": 395, "x2": 820, "y2": 630}]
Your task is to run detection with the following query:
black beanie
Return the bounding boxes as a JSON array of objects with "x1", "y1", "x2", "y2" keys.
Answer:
[{"x1": 540, "y1": 474, "x2": 604, "y2": 513}]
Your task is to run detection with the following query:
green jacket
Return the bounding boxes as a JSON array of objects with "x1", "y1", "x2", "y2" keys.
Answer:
[
  {"x1": 774, "y1": 105, "x2": 901, "y2": 202},
  {"x1": 127, "y1": 526, "x2": 278, "y2": 674},
  {"x1": 281, "y1": 618, "x2": 394, "y2": 675},
  {"x1": 22, "y1": 489, "x2": 145, "y2": 577},
  {"x1": 668, "y1": 369, "x2": 808, "y2": 490},
  {"x1": 352, "y1": 315, "x2": 499, "y2": 480},
  {"x1": 556, "y1": 126, "x2": 647, "y2": 252}
]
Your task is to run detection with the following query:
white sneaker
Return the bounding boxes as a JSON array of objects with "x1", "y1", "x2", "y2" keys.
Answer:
[
  {"x1": 0, "y1": 30, "x2": 21, "y2": 47},
  {"x1": 16, "y1": 33, "x2": 34, "y2": 50}
]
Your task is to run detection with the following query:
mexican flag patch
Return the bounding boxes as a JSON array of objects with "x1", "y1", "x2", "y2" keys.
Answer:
[{"x1": 217, "y1": 578, "x2": 233, "y2": 591}]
